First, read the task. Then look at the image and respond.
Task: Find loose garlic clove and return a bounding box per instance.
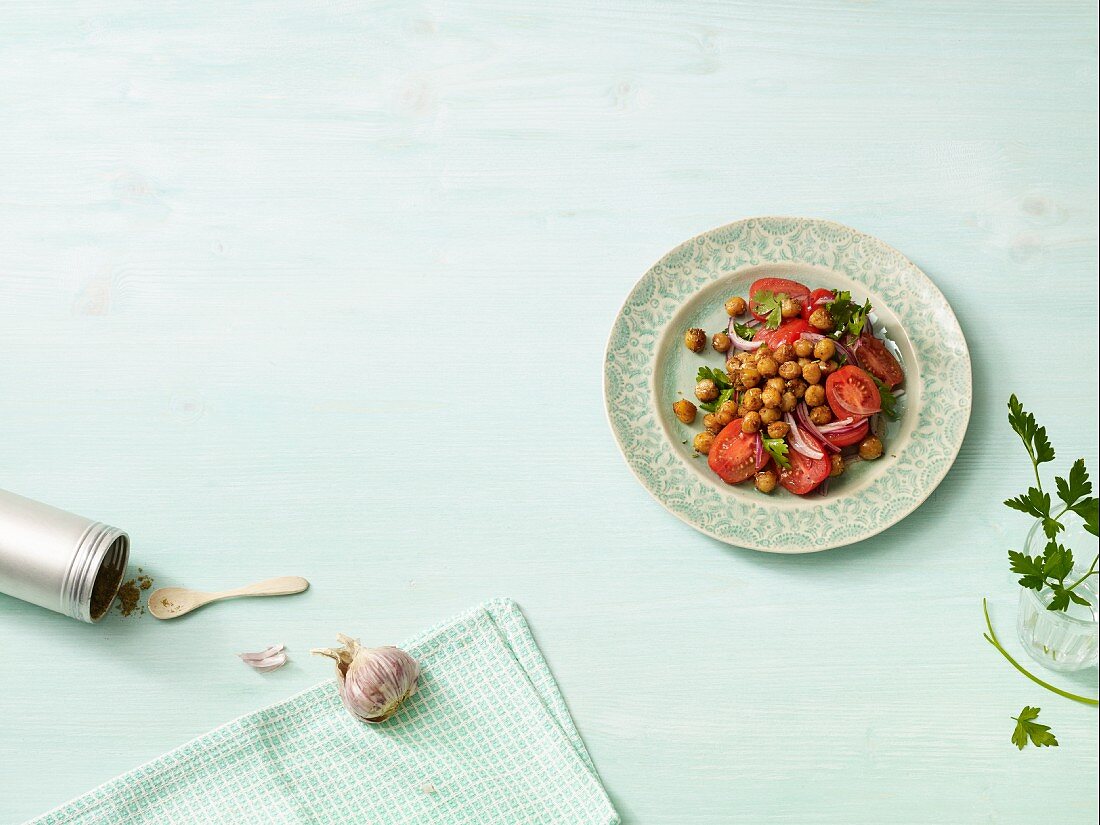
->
[311,634,420,724]
[238,644,288,673]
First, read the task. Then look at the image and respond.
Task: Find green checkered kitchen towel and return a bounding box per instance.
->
[28,599,619,825]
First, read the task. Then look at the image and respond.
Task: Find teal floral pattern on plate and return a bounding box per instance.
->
[604,217,971,553]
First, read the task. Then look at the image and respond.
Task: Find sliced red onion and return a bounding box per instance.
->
[728,317,764,352]
[754,433,767,470]
[816,416,856,433]
[892,388,906,398]
[784,412,824,460]
[795,402,840,454]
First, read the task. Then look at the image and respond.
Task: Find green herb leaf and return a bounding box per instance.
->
[750,290,784,329]
[696,366,732,389]
[1055,459,1091,508]
[824,290,872,338]
[762,437,791,470]
[1041,540,1074,583]
[732,321,757,341]
[1046,589,1071,612]
[1072,496,1098,537]
[1011,707,1058,750]
[1068,589,1092,607]
[699,386,737,414]
[1008,395,1055,466]
[872,376,899,421]
[1003,487,1050,520]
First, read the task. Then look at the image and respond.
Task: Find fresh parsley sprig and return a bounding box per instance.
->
[823,290,872,339]
[1002,397,1098,611]
[695,366,736,413]
[872,377,899,421]
[749,290,784,329]
[731,321,757,341]
[762,437,791,470]
[1010,707,1058,750]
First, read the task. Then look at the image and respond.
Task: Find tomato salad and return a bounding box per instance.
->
[672,278,905,496]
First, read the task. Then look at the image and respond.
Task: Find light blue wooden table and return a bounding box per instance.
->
[1,2,1097,822]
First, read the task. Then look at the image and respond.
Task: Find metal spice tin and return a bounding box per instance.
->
[0,489,130,623]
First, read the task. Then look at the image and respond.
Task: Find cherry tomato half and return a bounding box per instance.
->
[853,331,904,388]
[825,365,882,418]
[754,318,810,348]
[708,420,758,484]
[748,278,811,322]
[778,436,831,495]
[801,288,835,320]
[822,417,869,449]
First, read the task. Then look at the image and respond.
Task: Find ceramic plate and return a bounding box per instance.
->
[604,217,971,553]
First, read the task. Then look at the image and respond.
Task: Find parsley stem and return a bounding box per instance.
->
[1065,555,1100,593]
[981,599,1098,707]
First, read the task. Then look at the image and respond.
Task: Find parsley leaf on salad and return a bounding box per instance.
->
[762,437,791,470]
[872,376,900,421]
[750,290,784,329]
[824,290,872,338]
[695,367,736,413]
[731,321,757,341]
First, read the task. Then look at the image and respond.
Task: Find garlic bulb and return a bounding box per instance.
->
[311,635,420,723]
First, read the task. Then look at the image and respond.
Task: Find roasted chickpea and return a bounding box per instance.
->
[703,413,722,434]
[859,435,884,460]
[804,384,826,407]
[737,351,755,364]
[773,343,795,364]
[673,399,697,424]
[767,421,790,439]
[797,357,812,368]
[793,338,814,358]
[695,379,719,402]
[754,469,778,493]
[802,361,823,385]
[808,308,834,332]
[725,296,748,316]
[742,387,764,411]
[756,343,771,357]
[694,431,716,454]
[780,298,802,319]
[736,404,750,418]
[766,377,787,393]
[786,378,807,398]
[820,359,839,376]
[741,411,763,434]
[760,407,781,425]
[715,400,738,426]
[829,454,846,477]
[809,404,833,426]
[725,360,740,381]
[780,391,798,412]
[712,332,732,354]
[757,356,778,377]
[761,387,782,409]
[778,361,801,380]
[740,367,761,388]
[684,328,707,352]
[813,338,836,361]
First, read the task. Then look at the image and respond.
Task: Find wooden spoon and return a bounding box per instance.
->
[148,576,310,620]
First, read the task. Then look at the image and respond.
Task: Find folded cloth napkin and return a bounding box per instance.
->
[29,599,619,825]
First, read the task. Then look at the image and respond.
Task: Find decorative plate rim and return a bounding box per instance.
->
[603,216,972,553]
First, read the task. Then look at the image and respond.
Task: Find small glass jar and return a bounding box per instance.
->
[1015,520,1099,672]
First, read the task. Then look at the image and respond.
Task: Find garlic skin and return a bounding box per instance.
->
[311,635,420,723]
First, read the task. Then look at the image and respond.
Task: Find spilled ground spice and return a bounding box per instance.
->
[115,568,154,617]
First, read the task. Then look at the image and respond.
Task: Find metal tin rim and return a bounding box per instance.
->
[62,523,130,623]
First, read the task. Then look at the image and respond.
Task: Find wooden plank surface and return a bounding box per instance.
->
[1,1,1097,822]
